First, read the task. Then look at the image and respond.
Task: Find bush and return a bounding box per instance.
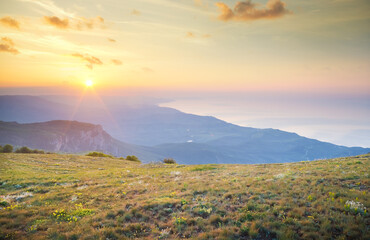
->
[86,152,113,158]
[14,146,45,154]
[2,144,13,153]
[32,149,45,154]
[15,146,33,153]
[163,158,176,164]
[125,155,141,163]
[0,145,2,152]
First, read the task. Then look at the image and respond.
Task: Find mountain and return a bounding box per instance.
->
[0,120,163,162]
[0,95,369,164]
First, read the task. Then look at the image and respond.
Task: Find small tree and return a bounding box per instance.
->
[2,144,13,153]
[0,145,2,153]
[32,149,45,154]
[15,146,32,153]
[126,155,140,163]
[163,158,176,164]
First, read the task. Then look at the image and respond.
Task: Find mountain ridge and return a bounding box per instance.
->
[0,95,369,164]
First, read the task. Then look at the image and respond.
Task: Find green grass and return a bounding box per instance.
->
[0,153,369,239]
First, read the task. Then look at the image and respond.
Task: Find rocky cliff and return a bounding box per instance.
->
[0,120,162,162]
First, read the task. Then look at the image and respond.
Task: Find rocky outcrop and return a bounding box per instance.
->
[0,120,163,162]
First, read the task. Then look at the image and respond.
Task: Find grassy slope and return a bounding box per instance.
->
[0,153,368,240]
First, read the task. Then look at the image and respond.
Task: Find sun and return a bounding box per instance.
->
[85,79,94,87]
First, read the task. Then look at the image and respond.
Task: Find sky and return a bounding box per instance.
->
[0,0,369,146]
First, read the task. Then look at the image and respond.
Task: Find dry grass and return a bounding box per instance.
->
[0,153,369,239]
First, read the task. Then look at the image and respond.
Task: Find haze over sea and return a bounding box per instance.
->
[161,92,370,148]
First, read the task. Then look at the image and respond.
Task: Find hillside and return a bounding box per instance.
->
[0,153,368,239]
[0,95,369,164]
[0,120,163,162]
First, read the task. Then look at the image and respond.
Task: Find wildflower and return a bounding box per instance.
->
[344,200,366,215]
[307,195,313,201]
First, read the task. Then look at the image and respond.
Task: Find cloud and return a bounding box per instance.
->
[111,59,122,65]
[0,16,20,29]
[0,37,20,54]
[71,53,103,69]
[43,16,69,29]
[77,16,104,30]
[43,15,105,30]
[107,38,116,43]
[185,32,211,39]
[215,0,291,22]
[186,32,195,38]
[131,9,141,16]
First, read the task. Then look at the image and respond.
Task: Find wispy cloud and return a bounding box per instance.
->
[43,15,105,30]
[111,59,122,65]
[193,0,209,9]
[142,67,154,73]
[0,37,20,54]
[107,38,116,43]
[215,0,291,22]
[138,0,211,15]
[0,16,20,29]
[20,0,75,18]
[71,53,103,69]
[19,0,75,18]
[185,31,211,39]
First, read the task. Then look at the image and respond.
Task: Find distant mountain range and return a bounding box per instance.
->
[0,95,369,164]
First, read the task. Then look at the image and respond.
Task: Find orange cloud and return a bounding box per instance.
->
[0,37,19,55]
[43,16,69,29]
[0,16,20,29]
[107,38,116,43]
[111,59,122,65]
[43,16,105,30]
[71,53,103,69]
[186,32,195,38]
[216,0,291,22]
[131,9,141,16]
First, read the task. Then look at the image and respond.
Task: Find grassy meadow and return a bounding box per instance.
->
[0,153,369,239]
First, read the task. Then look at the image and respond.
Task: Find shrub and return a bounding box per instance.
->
[125,155,141,163]
[191,166,217,171]
[2,144,13,153]
[32,149,45,154]
[13,146,45,154]
[15,146,32,153]
[0,145,2,152]
[85,152,113,158]
[163,158,176,164]
[0,201,9,207]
